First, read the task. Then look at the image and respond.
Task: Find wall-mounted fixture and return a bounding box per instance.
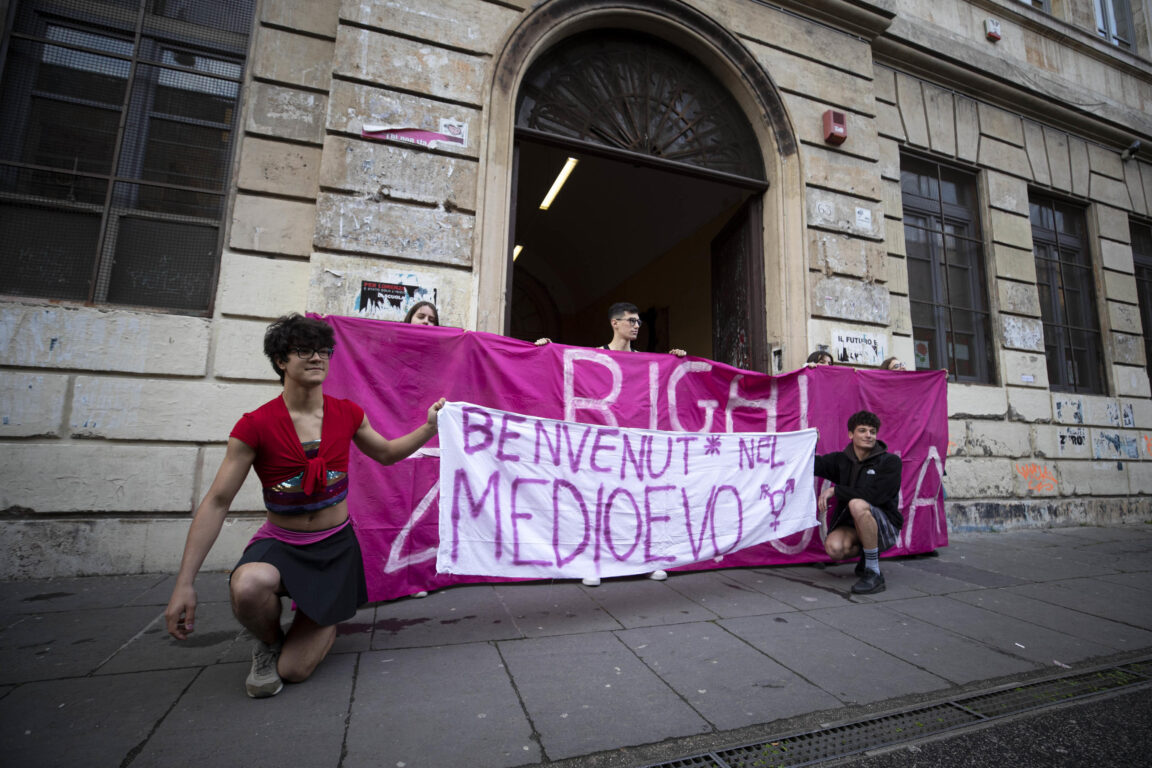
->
[985,19,1002,41]
[1121,141,1141,161]
[823,109,847,145]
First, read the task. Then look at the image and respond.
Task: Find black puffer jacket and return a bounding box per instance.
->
[813,439,903,529]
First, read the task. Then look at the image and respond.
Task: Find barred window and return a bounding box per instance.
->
[1031,196,1105,393]
[1132,220,1152,381]
[900,154,994,382]
[0,0,255,313]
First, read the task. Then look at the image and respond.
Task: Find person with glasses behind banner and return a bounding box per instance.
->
[536,301,684,585]
[164,314,445,698]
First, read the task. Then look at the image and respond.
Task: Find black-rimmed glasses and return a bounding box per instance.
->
[290,346,335,359]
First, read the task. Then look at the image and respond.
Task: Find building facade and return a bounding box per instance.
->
[1,0,1151,577]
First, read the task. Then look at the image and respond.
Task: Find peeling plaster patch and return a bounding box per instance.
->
[1056,427,1088,457]
[1053,396,1083,424]
[1092,431,1139,460]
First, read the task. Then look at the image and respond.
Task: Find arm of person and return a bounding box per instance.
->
[831,453,903,508]
[165,437,256,640]
[353,398,446,465]
[668,348,687,357]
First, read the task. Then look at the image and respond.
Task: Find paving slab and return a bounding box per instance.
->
[346,644,539,768]
[870,560,988,595]
[949,588,1152,653]
[371,583,521,649]
[805,603,1036,684]
[665,569,796,618]
[0,669,197,768]
[582,576,718,627]
[128,573,234,606]
[498,632,711,760]
[131,655,355,768]
[895,557,1034,588]
[0,605,165,684]
[940,545,1117,582]
[741,568,855,611]
[885,595,1116,666]
[721,613,950,705]
[617,621,843,729]
[1040,525,1152,543]
[1006,576,1152,629]
[493,581,622,636]
[330,604,378,654]
[0,574,172,613]
[97,607,244,674]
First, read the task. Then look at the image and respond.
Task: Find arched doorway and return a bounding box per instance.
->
[508,30,769,369]
[473,0,805,371]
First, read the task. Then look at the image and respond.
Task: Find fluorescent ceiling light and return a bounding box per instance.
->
[539,157,579,210]
[513,245,523,261]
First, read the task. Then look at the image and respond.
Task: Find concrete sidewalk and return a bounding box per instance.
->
[1,525,1150,768]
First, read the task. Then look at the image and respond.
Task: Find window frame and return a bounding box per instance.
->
[1030,194,1107,394]
[899,152,995,384]
[0,0,252,315]
[1094,0,1135,49]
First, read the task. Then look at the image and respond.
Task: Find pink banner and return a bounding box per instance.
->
[320,316,949,601]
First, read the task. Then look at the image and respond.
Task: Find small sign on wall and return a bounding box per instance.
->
[355,279,437,321]
[831,328,887,366]
[361,119,468,149]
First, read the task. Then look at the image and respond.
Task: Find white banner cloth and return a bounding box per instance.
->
[436,402,818,579]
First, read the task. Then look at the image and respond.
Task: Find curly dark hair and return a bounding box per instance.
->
[263,314,335,382]
[847,410,881,433]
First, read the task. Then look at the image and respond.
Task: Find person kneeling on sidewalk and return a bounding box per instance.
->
[813,410,903,595]
[164,314,444,697]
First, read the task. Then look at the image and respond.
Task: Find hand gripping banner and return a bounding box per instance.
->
[436,402,818,580]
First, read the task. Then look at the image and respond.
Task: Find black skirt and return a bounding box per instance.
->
[233,523,368,626]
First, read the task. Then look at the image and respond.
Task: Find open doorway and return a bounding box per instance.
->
[510,137,758,358]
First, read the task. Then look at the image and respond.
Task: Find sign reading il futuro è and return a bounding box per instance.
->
[319,316,948,601]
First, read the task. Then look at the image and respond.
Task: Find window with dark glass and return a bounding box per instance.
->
[1132,220,1152,381]
[1031,196,1105,393]
[900,154,994,382]
[0,0,255,313]
[1095,0,1135,49]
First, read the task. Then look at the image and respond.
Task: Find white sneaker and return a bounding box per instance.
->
[411,591,428,598]
[649,570,668,581]
[246,639,283,698]
[582,576,601,587]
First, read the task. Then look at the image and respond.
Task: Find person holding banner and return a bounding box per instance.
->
[535,301,684,586]
[814,410,902,595]
[404,301,439,326]
[164,314,445,698]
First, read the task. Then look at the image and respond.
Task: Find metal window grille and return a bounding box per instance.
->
[900,153,994,383]
[0,0,255,314]
[1031,195,1105,393]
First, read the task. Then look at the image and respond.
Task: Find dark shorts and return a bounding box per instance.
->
[831,504,899,552]
[232,523,368,626]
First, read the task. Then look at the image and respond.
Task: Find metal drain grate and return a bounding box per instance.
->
[637,659,1152,768]
[714,704,976,768]
[958,667,1143,718]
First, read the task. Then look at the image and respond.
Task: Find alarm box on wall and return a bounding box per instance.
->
[823,109,847,145]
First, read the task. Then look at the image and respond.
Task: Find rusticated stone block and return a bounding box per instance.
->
[781,94,880,162]
[997,279,1041,316]
[988,209,1032,250]
[341,0,522,53]
[1056,460,1128,496]
[216,251,309,319]
[752,43,876,116]
[887,254,908,294]
[71,378,279,441]
[1109,300,1142,334]
[875,102,905,142]
[1022,120,1050,186]
[1087,143,1124,180]
[246,82,327,144]
[1007,386,1052,422]
[1000,315,1044,352]
[808,231,886,279]
[0,373,67,437]
[985,171,1028,215]
[1114,363,1151,397]
[1111,332,1145,367]
[955,95,979,163]
[923,83,956,157]
[1101,240,1134,273]
[978,103,1024,146]
[320,135,477,210]
[948,382,1007,418]
[333,26,486,106]
[808,275,890,324]
[894,73,928,147]
[213,318,280,381]
[803,147,882,201]
[966,420,1032,457]
[1089,173,1133,209]
[1001,350,1048,388]
[943,457,1017,498]
[230,195,316,256]
[878,137,900,182]
[991,244,1037,282]
[262,0,339,37]
[251,26,334,91]
[1125,161,1148,216]
[873,64,896,104]
[1094,205,1131,242]
[978,136,1033,181]
[1068,137,1091,197]
[1043,126,1072,193]
[314,194,474,265]
[1103,270,1138,304]
[806,189,884,240]
[0,444,198,512]
[237,137,322,198]
[327,79,480,158]
[1,305,209,376]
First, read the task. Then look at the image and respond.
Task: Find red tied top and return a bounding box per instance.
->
[230,394,365,493]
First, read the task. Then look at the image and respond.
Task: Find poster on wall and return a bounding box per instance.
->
[355,279,438,321]
[831,328,887,366]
